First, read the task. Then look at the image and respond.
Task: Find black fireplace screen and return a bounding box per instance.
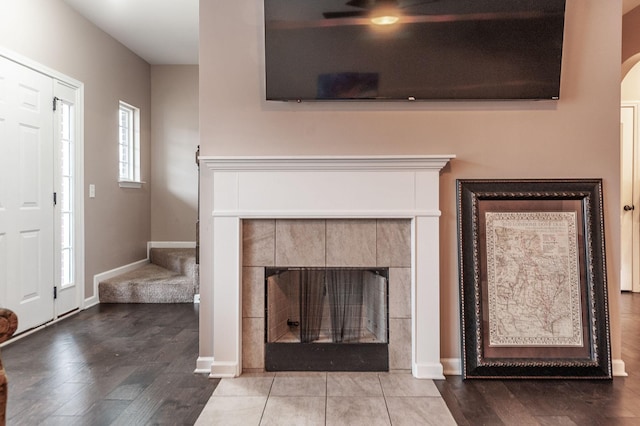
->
[265,267,389,371]
[266,268,388,345]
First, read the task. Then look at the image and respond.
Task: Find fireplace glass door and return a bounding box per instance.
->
[265,267,389,371]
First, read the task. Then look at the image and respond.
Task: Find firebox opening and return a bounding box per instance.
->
[264,267,389,371]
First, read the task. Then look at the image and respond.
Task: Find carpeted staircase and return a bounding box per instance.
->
[99,248,198,303]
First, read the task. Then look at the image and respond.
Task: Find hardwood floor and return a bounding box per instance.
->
[436,292,640,426]
[2,294,640,425]
[2,303,218,425]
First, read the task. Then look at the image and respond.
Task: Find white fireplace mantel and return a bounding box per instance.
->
[196,155,455,379]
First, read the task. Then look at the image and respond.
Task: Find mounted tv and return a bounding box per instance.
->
[264,0,566,101]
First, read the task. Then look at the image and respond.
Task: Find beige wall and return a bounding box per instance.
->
[199,0,624,363]
[150,65,199,241]
[0,0,151,299]
[623,61,640,100]
[623,6,640,77]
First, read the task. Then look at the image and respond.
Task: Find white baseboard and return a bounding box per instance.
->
[148,241,196,248]
[195,356,215,374]
[412,362,445,380]
[92,258,150,303]
[209,361,240,378]
[613,359,628,377]
[441,358,462,376]
[147,241,196,256]
[84,295,100,309]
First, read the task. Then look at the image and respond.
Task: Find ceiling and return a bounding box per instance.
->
[61,0,199,65]
[625,0,640,14]
[61,0,640,65]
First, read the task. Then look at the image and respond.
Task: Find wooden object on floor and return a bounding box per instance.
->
[0,308,17,426]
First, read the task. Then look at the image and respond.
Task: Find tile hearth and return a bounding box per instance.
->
[195,372,456,426]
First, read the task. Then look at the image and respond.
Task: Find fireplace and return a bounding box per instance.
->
[197,155,454,379]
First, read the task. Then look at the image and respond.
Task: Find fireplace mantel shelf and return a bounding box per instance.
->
[200,154,455,171]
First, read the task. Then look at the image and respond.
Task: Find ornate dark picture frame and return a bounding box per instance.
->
[457,179,612,379]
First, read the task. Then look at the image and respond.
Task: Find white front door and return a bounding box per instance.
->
[0,56,55,333]
[53,81,80,316]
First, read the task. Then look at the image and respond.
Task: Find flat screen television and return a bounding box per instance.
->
[264,0,566,101]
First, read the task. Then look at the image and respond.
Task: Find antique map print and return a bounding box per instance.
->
[485,212,583,347]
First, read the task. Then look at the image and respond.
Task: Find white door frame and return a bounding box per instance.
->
[0,47,85,314]
[621,102,640,293]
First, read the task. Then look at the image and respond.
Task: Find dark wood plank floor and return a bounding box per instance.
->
[436,292,640,426]
[2,303,218,426]
[2,294,640,425]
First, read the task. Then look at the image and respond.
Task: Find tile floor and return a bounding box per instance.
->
[195,372,456,426]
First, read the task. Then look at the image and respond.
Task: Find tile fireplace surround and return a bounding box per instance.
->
[197,155,455,379]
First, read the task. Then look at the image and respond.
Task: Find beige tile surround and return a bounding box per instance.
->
[242,219,411,373]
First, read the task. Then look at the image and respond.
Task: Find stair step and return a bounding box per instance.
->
[150,247,196,279]
[99,264,194,303]
[99,247,197,303]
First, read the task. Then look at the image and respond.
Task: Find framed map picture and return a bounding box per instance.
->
[457,179,612,379]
